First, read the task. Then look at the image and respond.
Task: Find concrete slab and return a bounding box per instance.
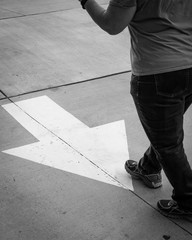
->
[0,155,191,240]
[0,93,191,239]
[0,91,6,99]
[0,0,108,15]
[0,8,23,19]
[10,73,132,128]
[0,8,131,97]
[0,99,37,151]
[5,72,192,235]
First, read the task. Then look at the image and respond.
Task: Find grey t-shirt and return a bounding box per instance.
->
[110,0,192,76]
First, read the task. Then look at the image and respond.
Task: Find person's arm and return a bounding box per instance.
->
[81,0,136,35]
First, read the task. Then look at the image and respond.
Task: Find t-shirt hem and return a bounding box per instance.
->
[132,64,192,76]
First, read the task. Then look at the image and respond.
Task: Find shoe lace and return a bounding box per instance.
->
[168,200,177,207]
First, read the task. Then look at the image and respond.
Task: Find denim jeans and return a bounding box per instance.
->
[130,67,192,210]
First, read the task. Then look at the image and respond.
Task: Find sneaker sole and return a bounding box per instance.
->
[125,162,162,189]
[157,202,192,222]
[158,209,192,222]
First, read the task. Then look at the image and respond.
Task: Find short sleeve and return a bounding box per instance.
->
[109,0,136,8]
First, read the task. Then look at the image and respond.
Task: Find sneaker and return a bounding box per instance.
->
[125,160,162,188]
[157,199,192,220]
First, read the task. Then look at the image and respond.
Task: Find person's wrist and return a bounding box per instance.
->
[80,0,89,9]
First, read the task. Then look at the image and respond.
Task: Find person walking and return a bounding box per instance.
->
[78,0,192,219]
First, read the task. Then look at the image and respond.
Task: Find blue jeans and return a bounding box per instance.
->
[131,67,192,210]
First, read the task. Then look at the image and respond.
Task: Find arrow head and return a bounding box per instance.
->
[2,96,133,190]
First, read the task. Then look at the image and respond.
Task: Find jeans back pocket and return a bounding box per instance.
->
[154,69,189,97]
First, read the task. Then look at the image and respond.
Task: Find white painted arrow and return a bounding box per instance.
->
[2,96,133,190]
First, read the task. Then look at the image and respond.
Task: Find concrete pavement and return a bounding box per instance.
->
[0,1,192,239]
